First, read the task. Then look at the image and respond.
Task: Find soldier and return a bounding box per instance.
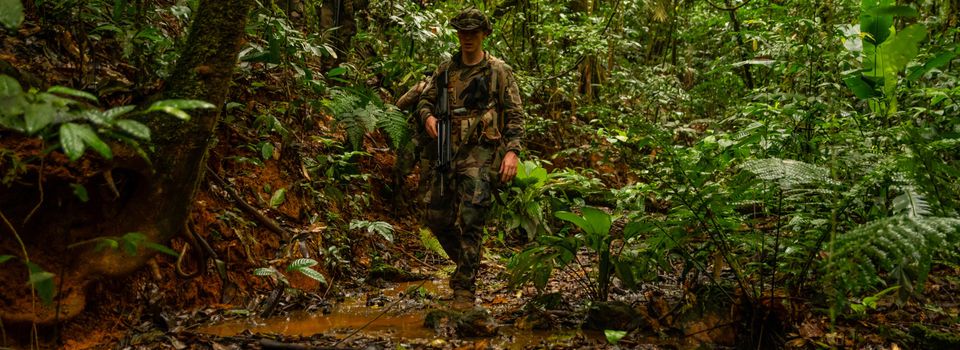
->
[417,8,524,308]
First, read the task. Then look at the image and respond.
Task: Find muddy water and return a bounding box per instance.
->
[198,280,580,348]
[200,280,446,339]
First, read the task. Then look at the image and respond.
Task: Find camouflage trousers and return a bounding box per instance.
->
[421,141,501,294]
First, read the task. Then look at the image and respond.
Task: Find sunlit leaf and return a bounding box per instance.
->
[269,188,286,208]
[604,329,627,344]
[101,105,137,121]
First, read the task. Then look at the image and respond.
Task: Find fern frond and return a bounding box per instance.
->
[376,106,411,151]
[892,186,930,217]
[827,215,960,302]
[419,228,448,259]
[741,158,833,190]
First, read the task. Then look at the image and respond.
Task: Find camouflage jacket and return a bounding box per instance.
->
[417,52,524,156]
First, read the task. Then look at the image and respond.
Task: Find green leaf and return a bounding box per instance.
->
[253,267,278,277]
[297,267,327,285]
[878,24,927,75]
[327,67,347,77]
[94,238,119,252]
[115,119,151,140]
[24,102,56,134]
[843,75,877,99]
[261,142,275,160]
[47,86,98,102]
[0,255,14,264]
[907,47,959,81]
[149,99,215,110]
[604,329,627,344]
[101,105,137,121]
[71,183,89,202]
[59,123,87,161]
[860,0,895,45]
[0,74,23,97]
[0,0,24,29]
[25,262,55,305]
[269,188,286,208]
[148,105,191,120]
[868,5,918,18]
[72,124,113,159]
[144,242,179,257]
[287,258,318,271]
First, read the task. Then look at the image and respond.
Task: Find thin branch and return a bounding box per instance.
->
[704,0,751,11]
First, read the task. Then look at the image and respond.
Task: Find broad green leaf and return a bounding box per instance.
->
[115,119,151,140]
[261,142,275,160]
[71,183,89,202]
[0,74,23,97]
[614,259,637,289]
[149,99,215,110]
[73,124,113,159]
[0,255,14,264]
[555,211,589,233]
[24,102,55,134]
[297,267,327,285]
[48,86,98,102]
[604,330,627,344]
[860,0,894,45]
[59,123,87,161]
[287,258,318,271]
[269,188,286,208]
[843,75,877,99]
[101,105,137,121]
[26,262,55,305]
[868,5,918,18]
[253,267,278,276]
[0,0,24,29]
[878,24,927,74]
[580,207,612,237]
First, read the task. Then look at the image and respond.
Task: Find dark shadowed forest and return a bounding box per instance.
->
[1,0,959,349]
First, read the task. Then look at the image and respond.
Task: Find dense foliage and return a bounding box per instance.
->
[1,0,959,347]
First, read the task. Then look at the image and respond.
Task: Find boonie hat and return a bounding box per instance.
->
[450,8,492,34]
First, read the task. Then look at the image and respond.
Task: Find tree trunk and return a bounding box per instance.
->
[0,0,256,325]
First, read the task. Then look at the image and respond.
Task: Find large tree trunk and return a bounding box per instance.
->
[0,0,255,325]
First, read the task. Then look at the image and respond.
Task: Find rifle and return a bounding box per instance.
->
[435,69,452,196]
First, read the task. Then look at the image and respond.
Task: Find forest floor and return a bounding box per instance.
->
[2,10,960,350]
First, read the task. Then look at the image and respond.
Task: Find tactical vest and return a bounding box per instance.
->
[438,54,505,148]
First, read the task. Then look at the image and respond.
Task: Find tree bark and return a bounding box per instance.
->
[0,0,256,325]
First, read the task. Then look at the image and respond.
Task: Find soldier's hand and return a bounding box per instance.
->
[500,151,519,183]
[426,115,439,139]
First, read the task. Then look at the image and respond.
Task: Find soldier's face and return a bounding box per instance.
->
[457,29,487,55]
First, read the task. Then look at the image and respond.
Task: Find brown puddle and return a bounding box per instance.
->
[199,280,447,339]
[197,280,596,349]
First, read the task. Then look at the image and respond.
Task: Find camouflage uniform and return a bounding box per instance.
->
[417,11,524,295]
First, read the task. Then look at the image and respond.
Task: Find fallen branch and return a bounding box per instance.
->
[205,165,291,240]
